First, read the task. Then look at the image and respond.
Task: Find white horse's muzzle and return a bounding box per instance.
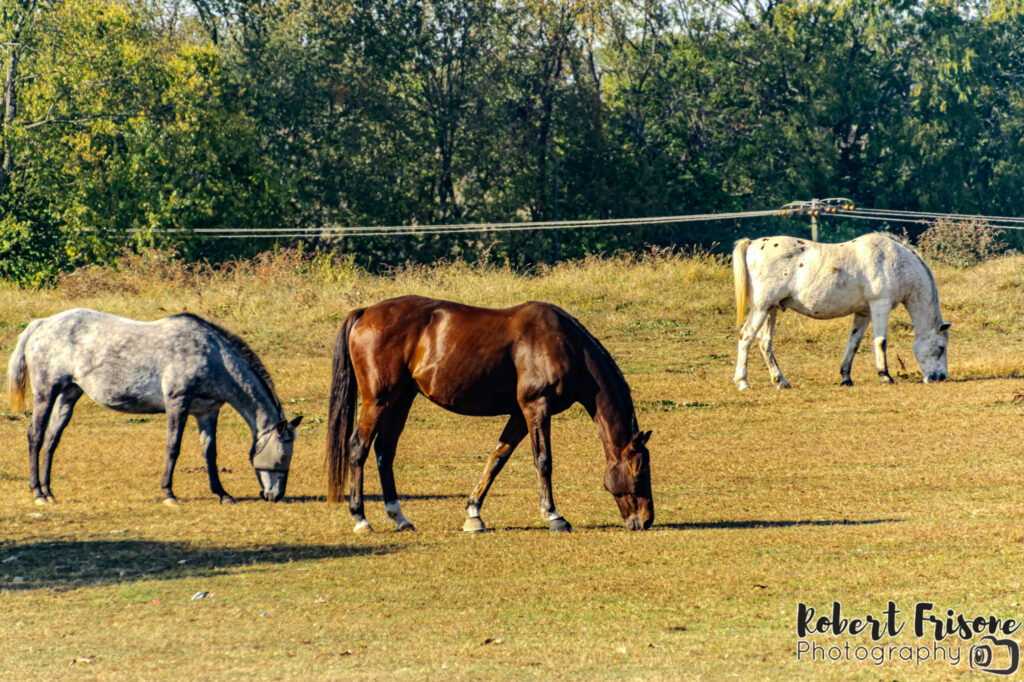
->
[256,469,288,502]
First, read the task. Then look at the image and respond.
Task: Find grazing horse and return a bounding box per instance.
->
[733,233,951,389]
[325,295,654,533]
[7,309,302,505]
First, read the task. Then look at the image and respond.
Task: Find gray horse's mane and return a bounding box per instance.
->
[171,313,282,412]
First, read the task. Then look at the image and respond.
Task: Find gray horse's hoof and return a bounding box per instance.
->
[220,495,236,505]
[163,497,179,508]
[840,379,853,387]
[463,517,487,533]
[33,497,47,507]
[353,520,374,535]
[395,520,416,532]
[549,518,573,533]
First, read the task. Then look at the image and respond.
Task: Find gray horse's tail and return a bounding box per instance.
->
[733,239,751,328]
[8,319,42,412]
[326,308,365,504]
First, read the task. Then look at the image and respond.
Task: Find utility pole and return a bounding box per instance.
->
[552,153,559,263]
[810,198,819,242]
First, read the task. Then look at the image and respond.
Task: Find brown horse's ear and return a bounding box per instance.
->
[289,415,303,429]
[632,430,652,447]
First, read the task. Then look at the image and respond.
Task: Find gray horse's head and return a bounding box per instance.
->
[913,321,951,383]
[251,416,303,501]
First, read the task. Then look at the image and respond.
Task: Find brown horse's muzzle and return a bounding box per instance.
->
[625,497,654,530]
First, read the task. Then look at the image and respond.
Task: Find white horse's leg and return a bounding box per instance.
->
[868,300,895,384]
[756,309,790,389]
[735,307,769,390]
[839,312,870,386]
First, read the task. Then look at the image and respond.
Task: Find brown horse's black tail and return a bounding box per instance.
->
[326,308,364,504]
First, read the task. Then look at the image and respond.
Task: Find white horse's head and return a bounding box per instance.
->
[913,321,951,383]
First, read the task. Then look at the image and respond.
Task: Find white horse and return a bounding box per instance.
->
[732,232,950,390]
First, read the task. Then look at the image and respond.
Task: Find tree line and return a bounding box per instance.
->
[2,0,1024,283]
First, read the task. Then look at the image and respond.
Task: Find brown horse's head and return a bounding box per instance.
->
[604,430,654,530]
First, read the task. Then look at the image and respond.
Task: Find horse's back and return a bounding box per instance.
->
[740,233,917,318]
[23,309,216,411]
[349,296,575,415]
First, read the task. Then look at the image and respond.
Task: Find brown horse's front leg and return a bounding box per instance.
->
[522,401,571,533]
[161,401,190,507]
[464,414,527,533]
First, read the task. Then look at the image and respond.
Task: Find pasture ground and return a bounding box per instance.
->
[2,249,1024,679]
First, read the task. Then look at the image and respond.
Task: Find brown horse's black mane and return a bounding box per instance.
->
[555,307,639,434]
[171,313,282,412]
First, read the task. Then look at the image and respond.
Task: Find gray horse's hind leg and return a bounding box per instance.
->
[196,411,234,504]
[27,384,60,505]
[38,384,84,503]
[734,307,770,390]
[840,313,870,386]
[160,400,191,506]
[756,308,790,389]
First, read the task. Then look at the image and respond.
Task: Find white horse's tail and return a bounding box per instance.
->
[733,239,751,328]
[8,319,42,412]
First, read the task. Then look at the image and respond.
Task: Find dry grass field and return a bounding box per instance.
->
[3,247,1024,679]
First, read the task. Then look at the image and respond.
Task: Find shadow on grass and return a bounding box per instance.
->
[233,493,464,503]
[564,518,901,531]
[0,539,399,592]
[655,518,900,531]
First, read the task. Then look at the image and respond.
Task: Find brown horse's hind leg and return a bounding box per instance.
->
[521,400,571,533]
[38,384,83,503]
[373,390,417,531]
[348,399,386,533]
[464,414,527,533]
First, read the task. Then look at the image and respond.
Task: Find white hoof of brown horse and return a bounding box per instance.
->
[163,497,180,508]
[353,520,374,534]
[463,517,487,533]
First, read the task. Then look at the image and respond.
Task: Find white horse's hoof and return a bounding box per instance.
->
[463,517,487,533]
[33,497,46,506]
[736,381,751,391]
[776,380,791,389]
[395,519,416,532]
[353,520,373,535]
[163,497,180,508]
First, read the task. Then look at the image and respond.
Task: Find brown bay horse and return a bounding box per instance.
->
[326,295,654,533]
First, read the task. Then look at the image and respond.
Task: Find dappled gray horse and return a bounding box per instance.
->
[7,309,301,505]
[733,233,951,389]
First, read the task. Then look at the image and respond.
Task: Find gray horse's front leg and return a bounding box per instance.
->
[839,313,870,386]
[160,401,190,506]
[868,301,895,384]
[196,411,234,504]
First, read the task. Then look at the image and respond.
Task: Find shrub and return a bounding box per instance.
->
[916,218,1006,268]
